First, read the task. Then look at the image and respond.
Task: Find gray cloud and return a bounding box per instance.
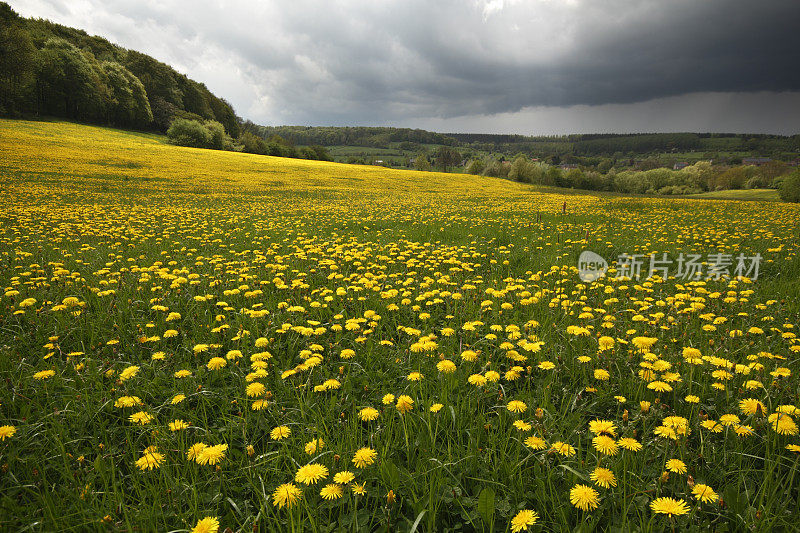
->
[406,91,800,136]
[11,0,800,133]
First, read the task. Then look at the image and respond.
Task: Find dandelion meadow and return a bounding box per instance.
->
[1,119,800,531]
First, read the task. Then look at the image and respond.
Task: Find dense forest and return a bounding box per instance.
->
[255,126,800,163]
[0,3,335,160]
[448,132,800,158]
[0,3,239,136]
[249,124,458,149]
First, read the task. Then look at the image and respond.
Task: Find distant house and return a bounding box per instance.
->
[673,162,689,170]
[742,157,772,166]
[559,163,578,170]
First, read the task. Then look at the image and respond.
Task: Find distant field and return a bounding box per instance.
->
[684,188,781,201]
[1,119,799,532]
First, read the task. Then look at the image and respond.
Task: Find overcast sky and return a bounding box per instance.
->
[12,0,800,135]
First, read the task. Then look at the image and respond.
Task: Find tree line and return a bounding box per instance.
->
[0,3,334,161]
[243,124,800,163]
[465,154,799,200]
[0,4,238,135]
[250,124,458,149]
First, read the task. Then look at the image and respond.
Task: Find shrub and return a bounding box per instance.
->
[240,132,267,155]
[166,118,211,148]
[204,120,233,150]
[466,158,485,175]
[778,171,800,202]
[167,118,233,150]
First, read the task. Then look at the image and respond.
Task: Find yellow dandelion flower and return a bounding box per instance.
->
[251,399,268,410]
[468,374,488,387]
[136,448,165,471]
[719,414,741,426]
[206,357,226,370]
[769,413,798,435]
[592,435,619,455]
[692,484,719,503]
[172,394,186,404]
[358,407,379,421]
[524,435,547,450]
[647,381,672,393]
[617,437,642,452]
[460,350,478,362]
[191,516,219,533]
[272,483,302,509]
[588,419,617,436]
[129,411,153,425]
[739,398,766,416]
[513,420,532,431]
[653,425,677,440]
[590,467,617,488]
[507,400,527,414]
[701,420,724,433]
[169,420,189,431]
[271,426,291,440]
[665,459,686,474]
[187,442,207,461]
[0,425,16,441]
[437,359,457,373]
[594,368,610,381]
[305,438,325,455]
[510,509,539,532]
[119,365,140,381]
[352,447,377,468]
[396,395,414,414]
[245,382,266,397]
[320,483,343,500]
[598,336,615,351]
[196,443,227,465]
[570,484,600,511]
[333,471,355,484]
[114,396,143,408]
[295,463,329,485]
[551,441,576,457]
[650,497,689,517]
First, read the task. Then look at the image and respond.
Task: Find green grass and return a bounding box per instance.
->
[684,188,781,201]
[1,119,800,532]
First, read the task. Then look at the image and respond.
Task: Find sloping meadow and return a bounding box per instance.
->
[1,119,799,532]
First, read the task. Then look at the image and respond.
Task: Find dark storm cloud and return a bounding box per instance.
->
[11,0,800,132]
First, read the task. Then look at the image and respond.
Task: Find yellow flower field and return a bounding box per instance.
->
[0,119,799,532]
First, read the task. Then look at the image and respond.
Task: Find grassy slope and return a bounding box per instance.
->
[0,119,530,197]
[1,118,800,532]
[684,189,781,201]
